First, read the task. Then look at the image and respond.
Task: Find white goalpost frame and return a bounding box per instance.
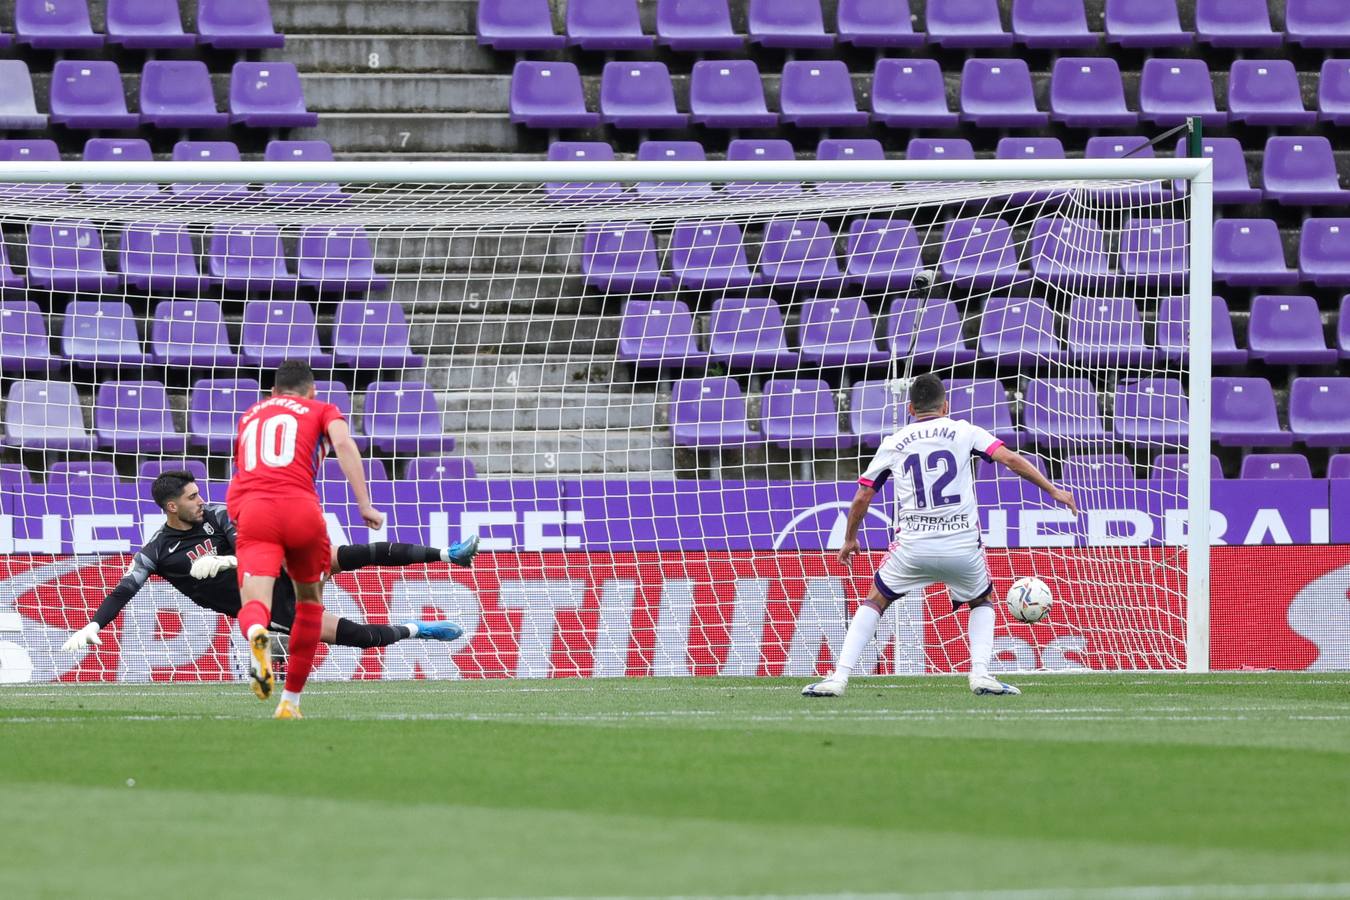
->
[0,156,1213,678]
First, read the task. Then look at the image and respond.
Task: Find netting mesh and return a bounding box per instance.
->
[0,172,1197,683]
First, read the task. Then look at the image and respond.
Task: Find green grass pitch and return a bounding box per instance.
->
[2,674,1349,900]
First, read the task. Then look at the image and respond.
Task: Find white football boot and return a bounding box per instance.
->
[969,672,1021,696]
[802,672,848,697]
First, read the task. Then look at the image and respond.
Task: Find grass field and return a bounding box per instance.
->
[2,674,1349,900]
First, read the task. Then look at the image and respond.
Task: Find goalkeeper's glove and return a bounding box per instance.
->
[189,554,237,580]
[61,622,102,652]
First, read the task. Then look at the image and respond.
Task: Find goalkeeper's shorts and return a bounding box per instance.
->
[875,544,993,610]
[231,495,331,585]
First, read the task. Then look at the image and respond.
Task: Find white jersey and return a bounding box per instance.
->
[859,416,1003,555]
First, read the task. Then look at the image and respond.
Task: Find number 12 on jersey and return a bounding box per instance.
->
[901,450,960,509]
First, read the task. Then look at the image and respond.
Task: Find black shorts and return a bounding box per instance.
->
[266,577,299,635]
[190,576,299,634]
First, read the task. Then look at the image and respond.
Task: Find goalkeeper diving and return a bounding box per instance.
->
[802,374,1078,698]
[61,469,480,653]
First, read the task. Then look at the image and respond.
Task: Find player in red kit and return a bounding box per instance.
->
[227,359,385,719]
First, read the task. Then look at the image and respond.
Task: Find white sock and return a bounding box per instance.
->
[402,621,420,638]
[968,603,995,678]
[439,548,452,563]
[281,690,301,707]
[835,604,881,680]
[246,624,266,641]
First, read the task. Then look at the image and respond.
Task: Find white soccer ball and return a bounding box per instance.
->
[1006,576,1053,623]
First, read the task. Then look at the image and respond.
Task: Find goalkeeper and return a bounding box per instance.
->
[61,469,480,653]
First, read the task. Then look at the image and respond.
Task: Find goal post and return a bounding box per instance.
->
[0,157,1213,682]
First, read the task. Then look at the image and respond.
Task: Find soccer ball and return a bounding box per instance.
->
[1006,576,1053,623]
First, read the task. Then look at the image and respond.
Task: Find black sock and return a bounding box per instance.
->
[336,542,441,572]
[333,618,412,648]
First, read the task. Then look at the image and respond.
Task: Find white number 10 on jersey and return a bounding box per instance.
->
[239,414,299,470]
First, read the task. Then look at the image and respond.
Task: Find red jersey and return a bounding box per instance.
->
[226,394,343,506]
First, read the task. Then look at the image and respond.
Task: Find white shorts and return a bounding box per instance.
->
[874,543,993,609]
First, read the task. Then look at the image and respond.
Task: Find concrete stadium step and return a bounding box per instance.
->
[426,355,621,391]
[271,0,477,35]
[373,233,580,275]
[301,74,508,113]
[455,430,675,476]
[390,275,602,317]
[410,313,619,356]
[269,35,501,74]
[290,113,535,153]
[442,390,661,432]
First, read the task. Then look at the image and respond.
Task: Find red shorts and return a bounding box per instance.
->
[230,494,331,585]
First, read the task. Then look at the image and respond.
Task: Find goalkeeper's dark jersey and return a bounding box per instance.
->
[92,503,242,628]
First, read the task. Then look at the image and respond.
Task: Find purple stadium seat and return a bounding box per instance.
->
[297,226,387,295]
[0,300,58,375]
[600,62,686,130]
[477,0,565,51]
[818,138,884,162]
[510,62,598,130]
[95,382,186,454]
[670,222,760,291]
[1173,137,1261,205]
[870,58,958,129]
[978,295,1065,366]
[1196,0,1281,48]
[189,379,261,452]
[1213,219,1298,287]
[1212,378,1292,447]
[843,218,922,292]
[262,140,345,203]
[404,457,478,482]
[797,297,887,367]
[1012,0,1098,48]
[310,381,367,452]
[726,139,800,199]
[205,225,298,293]
[1228,60,1314,127]
[635,141,713,200]
[689,61,777,130]
[1050,58,1136,128]
[0,61,49,130]
[363,382,451,455]
[1139,59,1225,127]
[946,379,1018,448]
[849,380,901,448]
[997,138,1066,203]
[118,224,208,295]
[0,140,63,204]
[1263,137,1350,206]
[938,219,1024,291]
[229,63,317,128]
[758,220,843,292]
[1286,0,1350,49]
[107,0,194,49]
[139,460,211,485]
[926,0,1013,48]
[581,223,673,294]
[0,243,21,292]
[671,377,753,448]
[1299,219,1350,286]
[1330,455,1350,478]
[16,0,102,49]
[81,139,158,201]
[1247,295,1338,365]
[1241,454,1313,480]
[566,0,652,51]
[1152,453,1224,481]
[2,380,93,450]
[332,300,423,369]
[149,300,239,367]
[198,0,283,49]
[1289,379,1350,447]
[907,139,975,161]
[779,61,868,128]
[1063,454,1137,486]
[27,222,122,293]
[545,142,623,201]
[1105,0,1190,47]
[838,0,923,48]
[748,0,832,49]
[762,379,854,450]
[141,61,229,130]
[1065,297,1154,367]
[49,61,138,130]
[317,457,390,507]
[1341,296,1350,360]
[1085,135,1152,159]
[239,301,331,368]
[1023,378,1108,448]
[1155,295,1249,367]
[61,300,147,369]
[171,141,250,204]
[885,297,976,366]
[1028,217,1116,288]
[617,299,707,371]
[1118,218,1188,289]
[656,0,742,51]
[1113,378,1188,446]
[1319,60,1350,126]
[708,296,798,371]
[960,59,1047,128]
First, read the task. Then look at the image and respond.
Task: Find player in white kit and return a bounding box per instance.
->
[803,374,1078,697]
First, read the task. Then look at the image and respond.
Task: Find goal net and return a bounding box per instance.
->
[0,159,1211,684]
